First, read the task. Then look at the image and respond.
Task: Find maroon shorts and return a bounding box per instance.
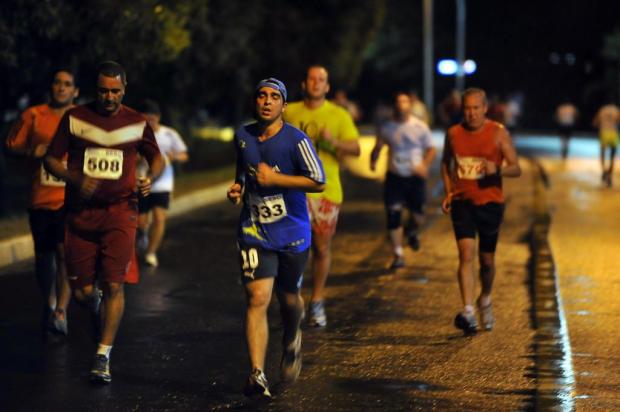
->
[65,203,138,289]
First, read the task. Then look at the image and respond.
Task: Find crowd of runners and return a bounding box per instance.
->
[7,59,616,400]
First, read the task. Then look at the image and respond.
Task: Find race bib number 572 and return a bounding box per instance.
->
[456,156,486,180]
[83,148,123,180]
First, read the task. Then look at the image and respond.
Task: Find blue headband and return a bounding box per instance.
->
[255,77,287,102]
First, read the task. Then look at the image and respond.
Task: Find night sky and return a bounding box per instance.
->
[435,0,620,129]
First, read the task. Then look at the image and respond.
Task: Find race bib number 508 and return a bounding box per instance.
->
[83,147,123,180]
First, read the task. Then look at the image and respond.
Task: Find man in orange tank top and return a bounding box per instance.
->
[5,69,79,336]
[440,88,521,335]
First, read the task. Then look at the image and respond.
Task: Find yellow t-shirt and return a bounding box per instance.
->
[284,100,359,203]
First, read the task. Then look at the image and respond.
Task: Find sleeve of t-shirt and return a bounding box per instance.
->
[48,112,71,158]
[338,110,360,142]
[422,126,435,150]
[5,109,34,152]
[139,123,161,165]
[295,135,325,184]
[169,128,188,154]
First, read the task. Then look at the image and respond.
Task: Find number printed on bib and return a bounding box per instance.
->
[83,148,123,180]
[40,162,66,187]
[456,156,486,180]
[250,194,288,224]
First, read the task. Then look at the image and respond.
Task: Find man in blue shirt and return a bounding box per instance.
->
[227,78,325,399]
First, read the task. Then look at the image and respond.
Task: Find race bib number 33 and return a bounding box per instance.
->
[456,156,486,180]
[250,194,288,224]
[83,148,123,180]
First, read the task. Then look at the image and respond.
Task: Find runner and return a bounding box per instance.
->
[5,68,79,336]
[44,61,164,383]
[370,92,436,269]
[593,103,620,187]
[283,65,360,327]
[136,99,189,267]
[440,87,521,335]
[227,78,324,398]
[555,102,578,160]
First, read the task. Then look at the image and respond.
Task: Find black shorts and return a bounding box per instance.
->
[138,192,170,213]
[28,208,65,254]
[450,200,504,253]
[237,242,310,293]
[384,172,426,214]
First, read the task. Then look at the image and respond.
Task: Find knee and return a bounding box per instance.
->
[247,289,271,309]
[104,282,124,299]
[386,208,402,230]
[458,249,475,264]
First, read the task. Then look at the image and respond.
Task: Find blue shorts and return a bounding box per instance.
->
[237,242,309,293]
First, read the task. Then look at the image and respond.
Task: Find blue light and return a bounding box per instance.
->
[437,59,477,76]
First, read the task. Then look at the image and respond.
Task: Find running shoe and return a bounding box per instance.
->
[145,252,159,267]
[243,368,271,399]
[454,311,478,335]
[407,233,421,251]
[49,309,68,336]
[281,329,302,383]
[308,300,327,328]
[390,255,405,270]
[90,354,111,383]
[477,298,495,331]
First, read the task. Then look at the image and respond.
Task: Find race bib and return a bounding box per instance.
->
[456,156,486,180]
[249,194,288,224]
[40,162,66,187]
[83,148,123,180]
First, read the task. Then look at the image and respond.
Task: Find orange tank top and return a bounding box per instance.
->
[447,120,504,205]
[5,104,68,210]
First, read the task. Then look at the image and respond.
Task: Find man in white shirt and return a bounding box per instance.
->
[137,100,189,266]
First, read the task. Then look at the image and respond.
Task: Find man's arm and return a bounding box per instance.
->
[369,130,385,171]
[440,133,454,213]
[486,128,521,178]
[256,163,324,193]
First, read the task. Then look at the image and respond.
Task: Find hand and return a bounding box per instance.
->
[137,176,152,197]
[414,163,429,179]
[484,160,498,176]
[79,176,100,199]
[441,194,453,214]
[227,183,242,205]
[31,144,49,158]
[256,162,277,187]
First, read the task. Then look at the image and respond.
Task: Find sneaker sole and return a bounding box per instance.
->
[454,315,478,335]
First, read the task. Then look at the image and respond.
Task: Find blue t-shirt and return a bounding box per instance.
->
[235,122,325,252]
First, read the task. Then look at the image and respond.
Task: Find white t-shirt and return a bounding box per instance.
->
[151,125,188,193]
[379,116,434,177]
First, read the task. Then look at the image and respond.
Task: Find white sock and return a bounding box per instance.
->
[394,246,403,256]
[97,344,112,359]
[463,305,475,314]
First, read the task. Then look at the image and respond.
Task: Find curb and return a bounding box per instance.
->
[529,158,575,410]
[0,181,231,269]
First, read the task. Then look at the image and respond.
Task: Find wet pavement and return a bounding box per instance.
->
[2,135,617,411]
[0,160,539,411]
[541,156,620,411]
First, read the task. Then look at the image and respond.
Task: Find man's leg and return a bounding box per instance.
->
[136,212,150,254]
[456,238,477,309]
[276,290,304,346]
[245,278,274,372]
[608,146,616,186]
[99,281,125,347]
[310,232,332,304]
[49,243,71,335]
[386,205,405,268]
[478,251,496,305]
[146,206,166,256]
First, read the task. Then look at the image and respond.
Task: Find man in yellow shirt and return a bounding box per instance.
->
[284,65,360,327]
